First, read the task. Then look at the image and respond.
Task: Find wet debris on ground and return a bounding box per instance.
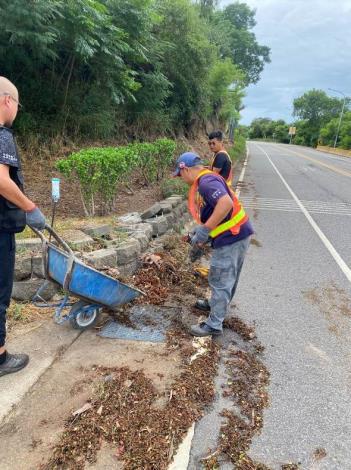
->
[197,315,271,470]
[280,464,301,470]
[39,231,294,469]
[108,307,137,329]
[43,332,219,470]
[201,330,301,470]
[250,238,262,248]
[129,236,203,305]
[223,316,257,342]
[313,447,327,460]
[217,347,270,469]
[303,282,351,336]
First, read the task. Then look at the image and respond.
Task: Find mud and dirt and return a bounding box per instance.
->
[303,282,351,336]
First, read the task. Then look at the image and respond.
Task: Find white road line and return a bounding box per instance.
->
[241,198,351,216]
[254,143,351,284]
[235,145,249,198]
[243,196,351,209]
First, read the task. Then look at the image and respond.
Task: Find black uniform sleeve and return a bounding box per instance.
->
[0,128,19,167]
[212,152,228,170]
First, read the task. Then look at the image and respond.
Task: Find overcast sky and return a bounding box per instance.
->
[220,0,351,124]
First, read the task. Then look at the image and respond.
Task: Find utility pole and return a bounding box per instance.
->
[328,88,347,148]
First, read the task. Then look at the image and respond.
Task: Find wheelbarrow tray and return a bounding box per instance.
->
[46,244,143,309]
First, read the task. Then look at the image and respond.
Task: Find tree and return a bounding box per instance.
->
[154,0,215,132]
[293,89,346,147]
[249,118,273,139]
[212,3,271,85]
[293,89,341,126]
[0,0,269,141]
[206,58,245,125]
[195,0,218,18]
[320,112,351,149]
[274,123,290,143]
[248,118,289,143]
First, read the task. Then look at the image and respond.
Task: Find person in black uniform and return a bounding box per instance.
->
[208,130,233,184]
[0,77,46,377]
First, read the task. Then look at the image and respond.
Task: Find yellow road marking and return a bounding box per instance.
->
[277,146,351,178]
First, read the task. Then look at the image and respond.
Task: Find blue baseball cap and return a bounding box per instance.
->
[173,152,203,176]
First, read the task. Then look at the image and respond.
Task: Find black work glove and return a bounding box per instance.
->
[189,245,204,263]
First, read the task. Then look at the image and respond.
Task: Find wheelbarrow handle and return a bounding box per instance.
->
[31,224,74,255]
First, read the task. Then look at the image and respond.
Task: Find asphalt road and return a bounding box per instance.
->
[235,142,351,469]
[189,142,351,469]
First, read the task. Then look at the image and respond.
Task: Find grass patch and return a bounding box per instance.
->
[7,301,52,332]
[228,134,246,163]
[160,178,188,199]
[16,215,117,240]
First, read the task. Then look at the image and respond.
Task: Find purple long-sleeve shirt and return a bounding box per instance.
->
[198,174,254,249]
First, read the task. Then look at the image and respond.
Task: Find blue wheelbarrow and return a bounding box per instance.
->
[31,225,144,330]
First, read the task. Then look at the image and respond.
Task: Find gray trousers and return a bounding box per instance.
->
[206,236,251,331]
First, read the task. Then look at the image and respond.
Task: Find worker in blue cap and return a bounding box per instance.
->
[174,152,253,336]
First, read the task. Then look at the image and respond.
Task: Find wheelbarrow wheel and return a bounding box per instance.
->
[69,301,100,330]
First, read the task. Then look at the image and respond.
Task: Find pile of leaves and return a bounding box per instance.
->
[201,332,300,469]
[131,239,202,305]
[43,335,219,469]
[223,316,256,342]
[219,349,270,469]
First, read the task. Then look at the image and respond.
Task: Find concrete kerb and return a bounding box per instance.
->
[81,224,114,238]
[12,279,59,302]
[83,248,117,269]
[115,222,153,240]
[16,238,42,252]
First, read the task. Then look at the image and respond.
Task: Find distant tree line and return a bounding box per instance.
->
[0,0,270,144]
[248,89,351,149]
[248,118,290,143]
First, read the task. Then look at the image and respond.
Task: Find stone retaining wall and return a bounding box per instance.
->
[13,195,191,301]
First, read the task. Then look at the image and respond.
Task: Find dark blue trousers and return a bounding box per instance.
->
[0,232,15,347]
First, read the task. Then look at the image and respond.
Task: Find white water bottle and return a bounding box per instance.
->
[52,178,60,203]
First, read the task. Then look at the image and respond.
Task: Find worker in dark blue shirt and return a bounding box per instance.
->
[0,77,46,377]
[208,130,233,185]
[174,152,253,336]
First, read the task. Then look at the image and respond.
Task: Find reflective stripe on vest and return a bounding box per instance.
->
[210,206,246,238]
[188,169,248,238]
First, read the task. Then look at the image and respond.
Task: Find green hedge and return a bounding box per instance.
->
[56,138,176,216]
[161,178,188,199]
